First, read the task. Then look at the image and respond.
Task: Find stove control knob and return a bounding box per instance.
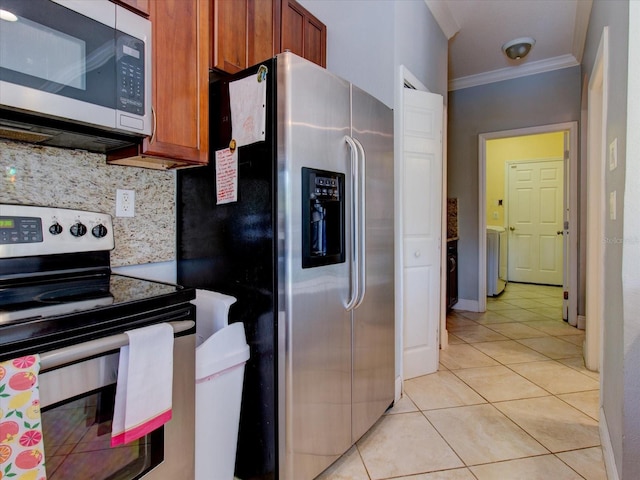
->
[70,222,87,237]
[49,222,63,235]
[92,224,108,238]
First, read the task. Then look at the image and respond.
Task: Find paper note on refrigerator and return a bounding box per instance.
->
[215,148,238,205]
[228,69,267,147]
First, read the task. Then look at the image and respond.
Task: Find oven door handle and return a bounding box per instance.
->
[40,320,195,372]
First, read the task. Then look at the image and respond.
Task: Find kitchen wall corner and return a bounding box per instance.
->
[0,139,176,267]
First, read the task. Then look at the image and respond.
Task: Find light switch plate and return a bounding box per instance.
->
[609,138,618,170]
[610,190,616,220]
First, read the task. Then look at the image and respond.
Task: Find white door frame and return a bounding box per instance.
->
[478,122,578,325]
[585,27,608,373]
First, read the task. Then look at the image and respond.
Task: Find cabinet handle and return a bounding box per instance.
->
[414,250,421,258]
[149,105,157,144]
[509,226,515,231]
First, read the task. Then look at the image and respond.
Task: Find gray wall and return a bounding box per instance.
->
[447,66,582,304]
[581,0,630,477]
[298,0,447,106]
[298,0,394,106]
[393,0,448,98]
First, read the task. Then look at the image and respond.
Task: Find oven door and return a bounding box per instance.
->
[39,321,195,480]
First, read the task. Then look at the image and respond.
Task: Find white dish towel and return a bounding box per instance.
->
[111,323,174,447]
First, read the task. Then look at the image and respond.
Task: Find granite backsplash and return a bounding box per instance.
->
[0,139,175,267]
[447,198,458,239]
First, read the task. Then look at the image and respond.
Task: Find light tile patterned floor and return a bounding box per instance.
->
[315,283,607,480]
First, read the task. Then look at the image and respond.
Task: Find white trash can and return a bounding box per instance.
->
[194,291,250,480]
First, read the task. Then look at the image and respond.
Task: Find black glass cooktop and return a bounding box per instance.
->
[0,273,195,361]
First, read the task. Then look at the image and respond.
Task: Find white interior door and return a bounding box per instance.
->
[401,88,443,380]
[507,159,564,285]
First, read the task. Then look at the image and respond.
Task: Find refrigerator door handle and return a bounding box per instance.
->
[345,135,359,311]
[353,137,367,309]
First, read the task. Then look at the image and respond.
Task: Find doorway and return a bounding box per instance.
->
[478,123,578,326]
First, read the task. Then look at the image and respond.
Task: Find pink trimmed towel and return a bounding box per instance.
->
[111,323,174,447]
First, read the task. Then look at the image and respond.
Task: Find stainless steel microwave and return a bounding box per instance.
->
[0,0,152,138]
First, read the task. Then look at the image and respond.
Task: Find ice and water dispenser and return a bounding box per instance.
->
[302,167,345,268]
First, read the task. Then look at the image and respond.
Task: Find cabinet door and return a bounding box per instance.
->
[248,0,280,66]
[114,0,150,16]
[147,0,208,163]
[212,0,248,73]
[281,0,326,67]
[303,14,325,67]
[109,0,209,168]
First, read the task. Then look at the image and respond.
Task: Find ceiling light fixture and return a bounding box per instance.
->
[0,9,18,22]
[502,37,536,60]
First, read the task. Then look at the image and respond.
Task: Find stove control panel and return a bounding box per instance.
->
[0,205,114,258]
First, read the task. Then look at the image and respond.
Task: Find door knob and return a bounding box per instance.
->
[557,230,564,235]
[509,226,515,231]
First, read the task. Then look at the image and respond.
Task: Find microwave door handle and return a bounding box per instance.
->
[353,137,367,309]
[345,135,359,311]
[149,105,157,144]
[39,320,194,372]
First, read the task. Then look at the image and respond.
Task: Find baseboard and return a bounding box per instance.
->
[395,375,402,403]
[600,407,620,480]
[577,314,586,330]
[452,298,480,312]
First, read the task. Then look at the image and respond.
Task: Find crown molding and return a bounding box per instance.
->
[424,0,460,40]
[448,54,579,91]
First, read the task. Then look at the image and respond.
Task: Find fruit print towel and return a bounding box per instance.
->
[111,323,174,447]
[0,355,47,480]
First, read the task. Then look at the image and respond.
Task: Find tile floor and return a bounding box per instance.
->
[316,283,607,480]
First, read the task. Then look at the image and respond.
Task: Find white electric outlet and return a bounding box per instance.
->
[116,189,135,217]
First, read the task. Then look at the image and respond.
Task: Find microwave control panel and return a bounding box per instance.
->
[116,33,145,116]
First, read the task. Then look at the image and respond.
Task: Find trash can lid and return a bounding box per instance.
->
[195,322,250,380]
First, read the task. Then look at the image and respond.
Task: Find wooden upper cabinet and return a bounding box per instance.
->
[281,0,326,68]
[108,0,210,169]
[212,0,280,74]
[249,0,281,66]
[113,0,150,16]
[212,0,247,73]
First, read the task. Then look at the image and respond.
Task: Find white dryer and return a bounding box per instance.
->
[487,226,507,296]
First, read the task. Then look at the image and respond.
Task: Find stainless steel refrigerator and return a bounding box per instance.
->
[177,52,394,480]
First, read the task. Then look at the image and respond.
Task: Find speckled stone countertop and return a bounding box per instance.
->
[447,198,458,239]
[0,139,176,267]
